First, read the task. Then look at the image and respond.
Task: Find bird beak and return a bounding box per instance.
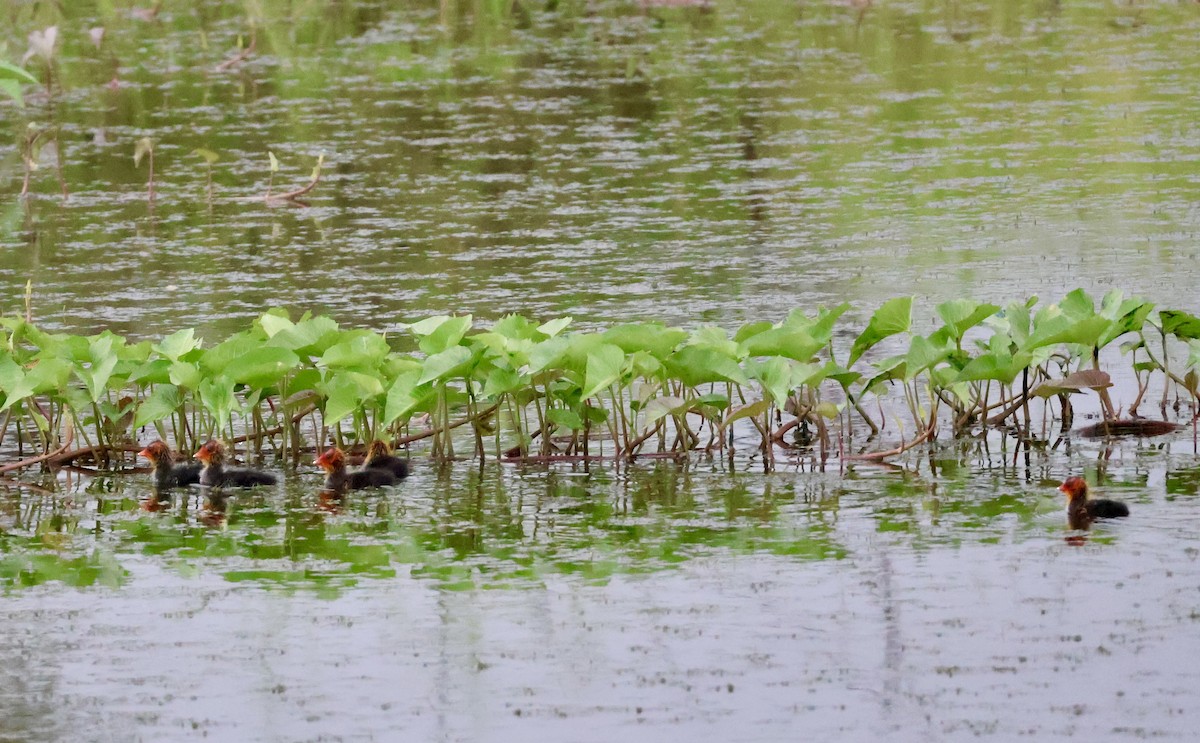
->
[138,447,151,459]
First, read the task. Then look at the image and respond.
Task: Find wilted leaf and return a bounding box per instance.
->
[1031,369,1112,398]
[719,400,770,431]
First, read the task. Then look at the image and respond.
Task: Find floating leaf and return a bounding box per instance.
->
[814,401,841,419]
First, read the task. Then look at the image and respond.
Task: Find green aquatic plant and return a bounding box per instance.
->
[133,137,155,206]
[263,152,325,205]
[191,148,220,205]
[0,59,39,106]
[0,290,1195,476]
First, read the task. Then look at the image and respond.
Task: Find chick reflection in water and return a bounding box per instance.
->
[142,490,172,513]
[200,492,230,528]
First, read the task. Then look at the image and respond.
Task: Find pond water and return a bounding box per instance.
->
[5,444,1200,740]
[4,0,1200,740]
[3,0,1200,337]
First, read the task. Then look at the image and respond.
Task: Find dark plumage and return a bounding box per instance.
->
[1060,476,1130,529]
[195,440,277,488]
[139,439,202,490]
[316,447,399,492]
[363,440,409,480]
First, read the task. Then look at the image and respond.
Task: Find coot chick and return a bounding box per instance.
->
[1060,476,1130,529]
[316,447,399,492]
[195,440,277,488]
[363,439,409,479]
[138,439,201,490]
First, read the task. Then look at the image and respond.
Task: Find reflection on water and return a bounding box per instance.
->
[2,447,1200,739]
[4,1,1200,338]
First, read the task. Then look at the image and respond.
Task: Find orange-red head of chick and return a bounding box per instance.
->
[195,439,226,465]
[1059,476,1089,502]
[315,447,347,473]
[139,440,171,464]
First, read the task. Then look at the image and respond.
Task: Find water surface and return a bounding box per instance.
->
[4,0,1200,739]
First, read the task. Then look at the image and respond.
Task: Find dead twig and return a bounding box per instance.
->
[266,154,325,204]
[844,423,937,462]
[0,424,75,473]
[214,33,256,72]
